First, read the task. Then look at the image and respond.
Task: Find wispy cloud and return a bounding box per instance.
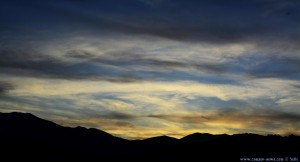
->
[148,108,300,126]
[0,49,144,82]
[0,81,14,97]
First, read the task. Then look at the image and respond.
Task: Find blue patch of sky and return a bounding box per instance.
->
[134,70,239,85]
[226,55,300,80]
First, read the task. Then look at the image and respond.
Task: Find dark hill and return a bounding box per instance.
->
[181,132,228,143]
[0,112,299,161]
[0,112,129,160]
[139,135,177,144]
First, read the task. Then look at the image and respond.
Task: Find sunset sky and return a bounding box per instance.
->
[0,0,300,139]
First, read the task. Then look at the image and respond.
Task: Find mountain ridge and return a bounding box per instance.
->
[1,112,299,161]
[2,112,297,140]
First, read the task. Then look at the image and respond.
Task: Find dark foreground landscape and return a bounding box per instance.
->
[1,112,299,161]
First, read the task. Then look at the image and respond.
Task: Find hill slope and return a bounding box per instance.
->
[0,112,299,161]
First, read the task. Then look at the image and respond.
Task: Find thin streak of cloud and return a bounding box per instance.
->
[148,109,300,127]
[71,50,226,73]
[145,110,300,137]
[0,49,144,82]
[0,81,14,97]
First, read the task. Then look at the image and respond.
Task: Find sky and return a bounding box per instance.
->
[0,0,300,139]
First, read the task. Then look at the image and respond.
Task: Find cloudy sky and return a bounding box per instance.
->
[1,0,300,139]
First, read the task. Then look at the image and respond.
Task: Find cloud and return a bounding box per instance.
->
[65,50,95,59]
[0,49,144,82]
[137,0,168,8]
[67,49,226,73]
[0,46,227,84]
[0,81,14,97]
[1,17,299,84]
[1,0,299,46]
[228,55,300,80]
[1,76,300,138]
[105,111,136,120]
[7,77,299,103]
[148,108,300,134]
[88,110,137,120]
[133,0,300,45]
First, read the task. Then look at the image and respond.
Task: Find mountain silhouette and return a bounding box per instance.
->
[181,132,228,143]
[1,112,299,161]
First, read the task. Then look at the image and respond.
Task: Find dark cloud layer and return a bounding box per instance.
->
[0,49,143,82]
[1,0,299,45]
[61,0,299,45]
[67,50,226,73]
[0,82,14,97]
[0,0,299,82]
[148,108,300,129]
[0,48,227,83]
[89,111,137,120]
[1,46,299,85]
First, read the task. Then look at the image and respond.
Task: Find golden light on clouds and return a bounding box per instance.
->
[0,76,298,138]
